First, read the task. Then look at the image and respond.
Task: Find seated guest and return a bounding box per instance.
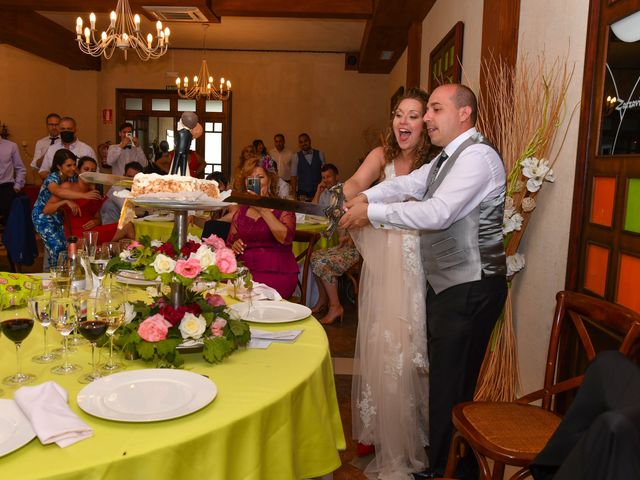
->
[32,149,101,267]
[227,157,298,298]
[150,140,171,174]
[206,171,228,191]
[312,163,340,206]
[309,232,360,324]
[270,160,291,198]
[101,161,144,224]
[530,351,640,480]
[44,156,134,243]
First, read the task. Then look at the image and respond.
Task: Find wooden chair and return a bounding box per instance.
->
[341,257,362,305]
[444,290,640,480]
[289,230,319,305]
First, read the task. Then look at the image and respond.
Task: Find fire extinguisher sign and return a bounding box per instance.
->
[102,109,113,124]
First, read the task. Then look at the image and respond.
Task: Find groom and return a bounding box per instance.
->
[340,83,508,479]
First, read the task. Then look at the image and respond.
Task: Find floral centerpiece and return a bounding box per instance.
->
[473,54,576,401]
[106,234,251,368]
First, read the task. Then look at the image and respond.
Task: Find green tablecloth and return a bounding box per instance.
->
[133,219,338,257]
[0,293,345,479]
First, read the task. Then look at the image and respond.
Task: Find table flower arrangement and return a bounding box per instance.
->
[106,234,251,367]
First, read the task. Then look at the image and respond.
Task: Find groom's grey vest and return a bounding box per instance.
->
[420,135,506,294]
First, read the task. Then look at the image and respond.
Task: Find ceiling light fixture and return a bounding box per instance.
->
[175,25,231,100]
[75,0,170,61]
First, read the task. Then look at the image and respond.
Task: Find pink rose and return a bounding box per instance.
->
[210,317,227,337]
[174,257,203,279]
[215,248,237,274]
[203,234,226,250]
[128,241,142,250]
[138,314,172,342]
[206,294,226,307]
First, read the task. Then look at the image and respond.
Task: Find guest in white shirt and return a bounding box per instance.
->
[106,122,148,176]
[268,133,295,182]
[100,161,144,224]
[31,113,60,171]
[39,116,96,180]
[312,163,340,207]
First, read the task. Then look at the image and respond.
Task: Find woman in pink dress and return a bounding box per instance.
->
[227,157,298,298]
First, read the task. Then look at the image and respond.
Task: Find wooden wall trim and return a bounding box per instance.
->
[406,21,422,89]
[478,0,521,124]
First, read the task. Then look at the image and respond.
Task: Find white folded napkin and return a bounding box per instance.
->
[250,328,303,342]
[295,212,306,223]
[250,283,283,301]
[14,381,93,448]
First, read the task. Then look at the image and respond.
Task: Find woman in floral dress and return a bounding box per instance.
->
[31,149,101,268]
[345,88,436,479]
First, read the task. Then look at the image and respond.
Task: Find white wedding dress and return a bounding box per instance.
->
[351,162,429,479]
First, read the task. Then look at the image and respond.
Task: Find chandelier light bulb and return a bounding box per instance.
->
[134,14,141,31]
[84,27,91,43]
[76,17,83,35]
[89,13,96,29]
[110,11,116,27]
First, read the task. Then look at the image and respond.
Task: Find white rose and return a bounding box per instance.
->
[150,240,163,248]
[190,245,217,269]
[506,253,526,276]
[151,253,177,274]
[119,250,130,261]
[123,302,137,325]
[178,313,207,339]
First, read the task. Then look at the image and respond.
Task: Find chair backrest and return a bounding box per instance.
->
[291,230,319,304]
[521,290,640,410]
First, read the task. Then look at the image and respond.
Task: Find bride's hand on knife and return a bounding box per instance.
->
[339,201,370,229]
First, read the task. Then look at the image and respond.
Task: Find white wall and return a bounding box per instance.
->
[388,49,407,99]
[514,0,589,393]
[421,0,484,92]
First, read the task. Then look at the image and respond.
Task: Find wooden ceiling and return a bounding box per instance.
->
[0,0,434,73]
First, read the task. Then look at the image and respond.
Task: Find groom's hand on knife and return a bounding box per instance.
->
[339,194,370,229]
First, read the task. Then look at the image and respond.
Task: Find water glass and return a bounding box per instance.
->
[83,231,99,259]
[27,282,59,364]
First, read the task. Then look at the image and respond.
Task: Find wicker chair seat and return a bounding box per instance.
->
[453,402,562,464]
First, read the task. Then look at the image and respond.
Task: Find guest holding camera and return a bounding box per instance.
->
[227,157,298,298]
[106,122,148,176]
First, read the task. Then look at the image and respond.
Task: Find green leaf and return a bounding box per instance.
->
[157,338,181,356]
[137,342,156,361]
[203,337,234,363]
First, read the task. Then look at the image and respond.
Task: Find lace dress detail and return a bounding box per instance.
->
[351,162,429,479]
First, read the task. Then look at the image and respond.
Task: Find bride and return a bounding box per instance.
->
[343,88,434,479]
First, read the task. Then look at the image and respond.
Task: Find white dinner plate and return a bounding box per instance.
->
[77,369,217,422]
[230,300,312,324]
[0,399,36,457]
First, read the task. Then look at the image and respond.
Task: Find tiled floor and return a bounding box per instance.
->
[0,246,369,478]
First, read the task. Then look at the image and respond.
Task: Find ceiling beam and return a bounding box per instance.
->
[0,6,100,70]
[358,0,435,74]
[210,0,373,19]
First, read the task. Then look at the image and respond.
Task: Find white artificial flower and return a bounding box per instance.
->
[521,197,537,213]
[150,240,163,248]
[504,196,514,211]
[506,253,526,276]
[123,302,137,325]
[503,210,524,234]
[178,313,207,339]
[151,253,177,274]
[520,157,555,193]
[187,234,202,244]
[119,250,130,261]
[190,244,217,269]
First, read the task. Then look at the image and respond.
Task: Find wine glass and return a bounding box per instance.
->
[1,291,36,386]
[50,293,81,375]
[68,285,90,347]
[103,242,121,259]
[90,246,110,294]
[27,281,59,363]
[50,264,71,290]
[78,302,108,384]
[95,285,125,372]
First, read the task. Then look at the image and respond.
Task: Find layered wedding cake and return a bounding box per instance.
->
[130,173,220,199]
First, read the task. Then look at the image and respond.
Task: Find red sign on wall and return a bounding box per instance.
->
[102,109,113,124]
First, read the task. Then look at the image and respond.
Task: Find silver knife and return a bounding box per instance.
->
[224,184,345,238]
[79,171,133,187]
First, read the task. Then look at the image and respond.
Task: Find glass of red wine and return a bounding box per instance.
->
[78,307,108,384]
[1,292,36,386]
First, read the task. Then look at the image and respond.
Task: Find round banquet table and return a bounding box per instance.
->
[0,290,345,479]
[133,218,338,257]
